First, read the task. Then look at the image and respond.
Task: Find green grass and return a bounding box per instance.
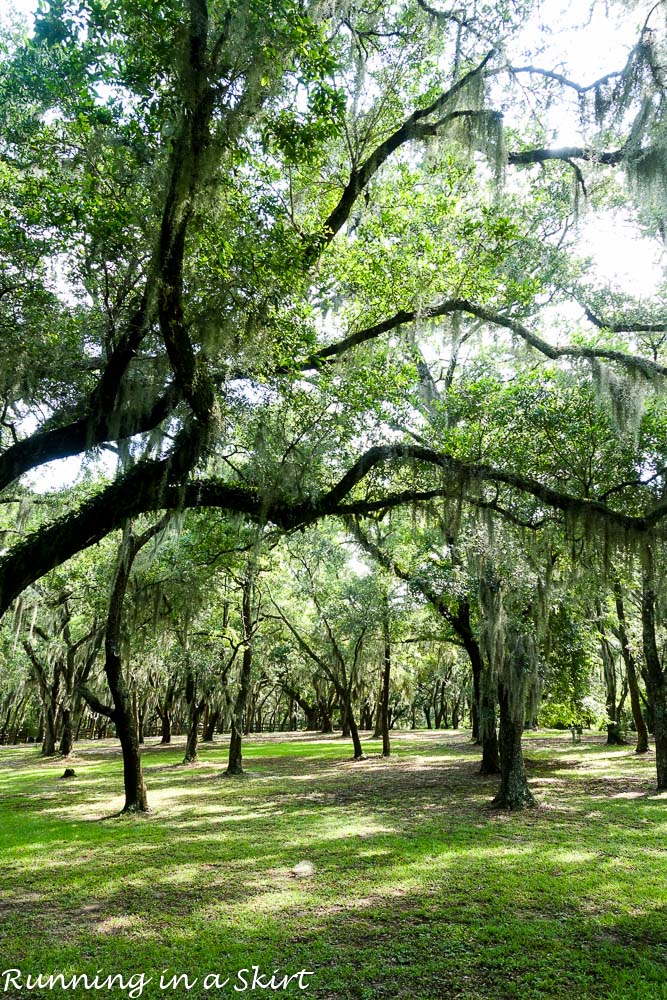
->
[1,731,666,1000]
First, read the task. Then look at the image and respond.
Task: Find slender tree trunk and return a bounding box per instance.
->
[225,570,254,777]
[347,703,364,760]
[183,660,204,764]
[184,705,204,763]
[203,708,219,742]
[613,578,649,754]
[0,700,11,745]
[599,610,627,746]
[460,630,499,772]
[137,703,146,745]
[471,662,481,741]
[641,551,667,791]
[372,685,382,739]
[160,710,172,745]
[434,680,443,728]
[478,660,500,775]
[380,600,391,757]
[526,674,542,729]
[116,709,147,812]
[226,724,243,775]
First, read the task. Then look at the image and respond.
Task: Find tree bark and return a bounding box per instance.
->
[90,517,169,812]
[471,660,481,741]
[380,597,391,757]
[203,708,220,742]
[641,549,667,791]
[346,701,364,760]
[160,710,172,745]
[41,705,58,757]
[103,533,149,812]
[613,578,649,754]
[158,681,177,745]
[59,707,73,757]
[319,705,333,733]
[478,659,500,775]
[492,680,535,810]
[182,659,205,763]
[225,570,255,777]
[459,618,499,772]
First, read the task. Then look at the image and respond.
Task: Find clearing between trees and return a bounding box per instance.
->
[1,730,665,1000]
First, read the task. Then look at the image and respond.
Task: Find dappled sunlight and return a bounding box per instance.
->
[1,730,665,994]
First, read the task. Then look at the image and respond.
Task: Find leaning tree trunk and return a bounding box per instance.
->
[344,699,364,760]
[225,571,254,777]
[80,519,168,813]
[103,537,149,812]
[203,707,220,742]
[641,551,667,791]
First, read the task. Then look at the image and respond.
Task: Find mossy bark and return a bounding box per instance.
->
[492,681,535,810]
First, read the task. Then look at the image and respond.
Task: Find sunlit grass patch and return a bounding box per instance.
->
[0,730,665,1000]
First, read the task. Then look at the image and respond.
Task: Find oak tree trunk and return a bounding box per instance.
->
[613,579,649,754]
[492,681,535,810]
[641,554,667,791]
[225,571,254,777]
[380,602,391,757]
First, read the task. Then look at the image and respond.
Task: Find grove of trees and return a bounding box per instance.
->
[1,0,667,812]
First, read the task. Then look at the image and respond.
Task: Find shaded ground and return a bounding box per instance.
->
[0,730,665,1000]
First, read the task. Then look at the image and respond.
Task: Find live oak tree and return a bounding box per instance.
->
[2,1,667,798]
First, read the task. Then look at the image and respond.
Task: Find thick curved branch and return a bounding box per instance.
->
[0,383,180,494]
[77,685,116,720]
[316,50,495,248]
[2,439,666,620]
[507,145,627,166]
[294,297,667,379]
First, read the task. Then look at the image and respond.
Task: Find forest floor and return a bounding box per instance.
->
[0,730,665,1000]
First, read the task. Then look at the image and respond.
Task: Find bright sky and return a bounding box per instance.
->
[4,0,665,493]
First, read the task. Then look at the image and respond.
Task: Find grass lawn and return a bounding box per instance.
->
[0,730,666,1000]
